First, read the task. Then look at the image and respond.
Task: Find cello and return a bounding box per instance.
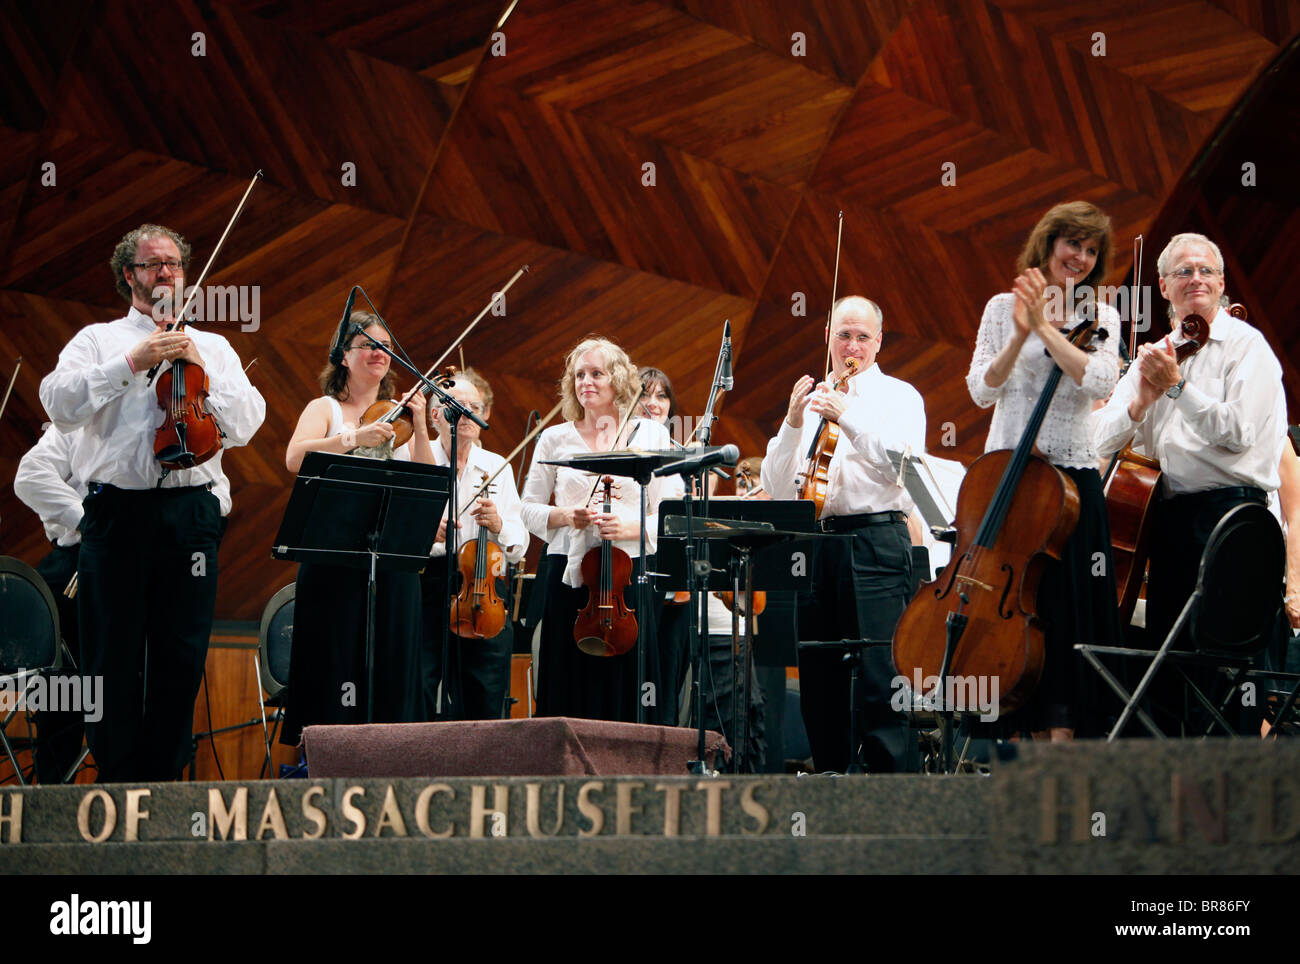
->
[574,476,638,657]
[892,318,1102,716]
[1103,310,1214,624]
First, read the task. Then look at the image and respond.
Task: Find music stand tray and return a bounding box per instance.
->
[272,452,451,721]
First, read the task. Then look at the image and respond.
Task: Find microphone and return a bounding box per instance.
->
[653,444,739,478]
[719,320,733,391]
[328,286,360,364]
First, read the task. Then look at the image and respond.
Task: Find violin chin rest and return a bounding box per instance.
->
[575,636,611,657]
[155,445,196,468]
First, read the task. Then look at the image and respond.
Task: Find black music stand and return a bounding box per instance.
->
[272,452,450,723]
[658,500,819,773]
[542,447,695,725]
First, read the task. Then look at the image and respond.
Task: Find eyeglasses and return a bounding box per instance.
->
[834,331,880,343]
[348,342,392,352]
[131,259,184,272]
[1166,265,1222,280]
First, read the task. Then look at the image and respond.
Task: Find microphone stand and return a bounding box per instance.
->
[352,329,488,720]
[684,326,731,774]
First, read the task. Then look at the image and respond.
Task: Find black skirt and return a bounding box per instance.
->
[281,562,424,745]
[535,555,663,723]
[1013,465,1125,735]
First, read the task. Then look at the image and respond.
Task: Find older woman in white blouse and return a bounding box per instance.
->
[966,200,1124,741]
[521,337,671,721]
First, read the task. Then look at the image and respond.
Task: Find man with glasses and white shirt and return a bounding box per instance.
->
[1094,233,1285,727]
[38,224,264,781]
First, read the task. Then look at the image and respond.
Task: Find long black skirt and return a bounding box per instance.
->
[535,555,662,723]
[281,562,424,745]
[1011,466,1124,735]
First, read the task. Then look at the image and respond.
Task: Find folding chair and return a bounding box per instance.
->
[1077,503,1288,740]
[0,556,63,784]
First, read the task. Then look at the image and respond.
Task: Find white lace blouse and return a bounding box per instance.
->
[966,292,1120,469]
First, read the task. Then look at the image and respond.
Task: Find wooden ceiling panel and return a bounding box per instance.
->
[988,0,1281,112]
[876,0,1214,197]
[810,81,1159,248]
[421,80,800,297]
[667,0,914,87]
[51,0,454,217]
[475,0,854,186]
[0,0,93,132]
[225,0,503,81]
[383,215,755,419]
[2,137,405,334]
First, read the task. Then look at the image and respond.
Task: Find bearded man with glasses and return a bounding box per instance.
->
[38,223,265,781]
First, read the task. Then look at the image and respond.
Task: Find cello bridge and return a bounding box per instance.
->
[955,575,994,593]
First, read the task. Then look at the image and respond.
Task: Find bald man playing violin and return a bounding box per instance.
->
[762,296,926,773]
[38,223,264,782]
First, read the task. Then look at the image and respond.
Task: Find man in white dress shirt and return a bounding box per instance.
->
[1095,233,1285,729]
[763,296,927,772]
[38,224,265,781]
[422,374,529,719]
[14,424,86,782]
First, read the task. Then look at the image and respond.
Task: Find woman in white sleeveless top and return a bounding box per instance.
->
[281,313,434,745]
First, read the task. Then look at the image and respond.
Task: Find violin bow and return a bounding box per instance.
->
[1130,234,1143,359]
[583,383,645,505]
[147,170,264,384]
[459,399,563,513]
[822,210,844,380]
[0,356,21,425]
[386,265,530,414]
[427,266,529,376]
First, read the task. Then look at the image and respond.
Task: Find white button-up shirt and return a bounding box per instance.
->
[15,425,85,546]
[521,418,673,586]
[762,363,926,518]
[429,442,528,564]
[38,307,265,514]
[1094,308,1285,496]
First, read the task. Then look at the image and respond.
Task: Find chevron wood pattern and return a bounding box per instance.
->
[0,0,1295,632]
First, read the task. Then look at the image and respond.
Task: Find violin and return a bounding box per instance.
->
[361,367,456,450]
[150,171,262,471]
[796,357,859,514]
[154,340,223,470]
[574,477,638,657]
[449,472,507,640]
[892,318,1102,716]
[1104,309,1213,624]
[794,208,851,516]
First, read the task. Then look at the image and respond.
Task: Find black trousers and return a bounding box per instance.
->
[1144,487,1268,734]
[419,556,512,721]
[32,542,83,783]
[796,520,913,773]
[77,484,223,782]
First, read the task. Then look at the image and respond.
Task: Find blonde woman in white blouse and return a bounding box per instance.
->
[966,201,1124,741]
[521,337,671,721]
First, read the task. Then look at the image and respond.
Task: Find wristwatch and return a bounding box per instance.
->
[1165,378,1186,400]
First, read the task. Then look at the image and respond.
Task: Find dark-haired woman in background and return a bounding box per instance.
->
[966,200,1124,740]
[281,313,434,744]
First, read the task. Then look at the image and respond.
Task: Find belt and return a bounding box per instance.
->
[1162,485,1266,509]
[818,510,908,533]
[88,480,215,496]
